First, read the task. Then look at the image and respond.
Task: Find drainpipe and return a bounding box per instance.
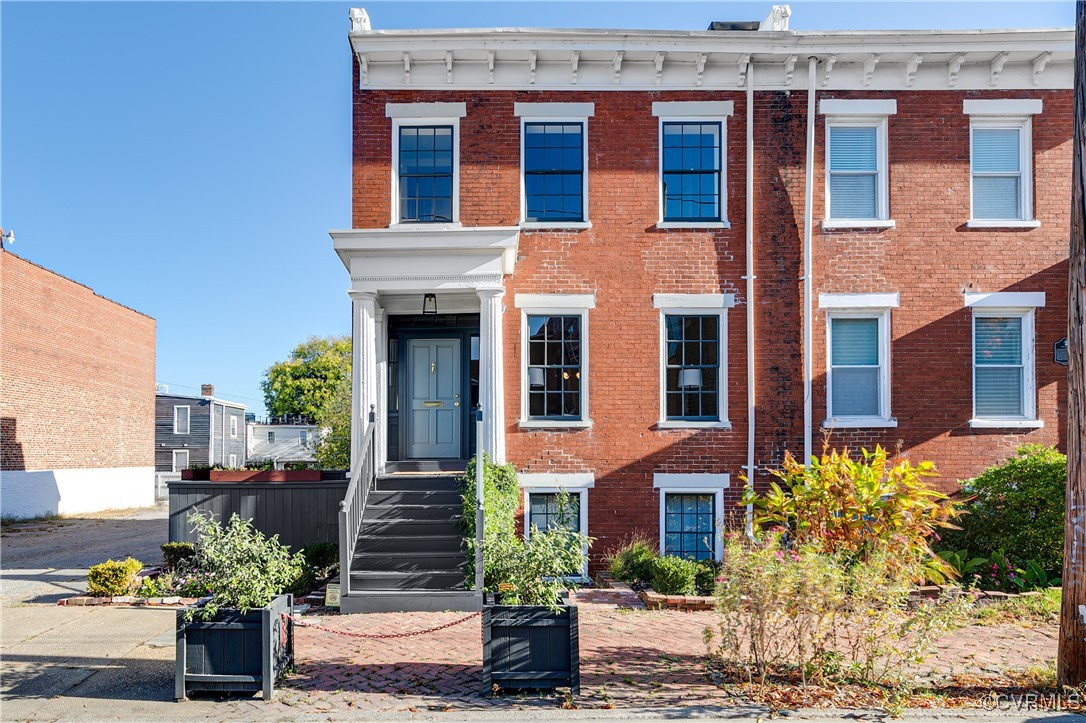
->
[744,61,757,539]
[802,57,817,466]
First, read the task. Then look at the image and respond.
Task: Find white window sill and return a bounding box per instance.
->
[969,418,1045,429]
[822,219,896,230]
[657,420,733,430]
[518,419,594,430]
[965,219,1041,229]
[655,221,732,230]
[519,221,592,231]
[387,221,462,230]
[822,418,898,429]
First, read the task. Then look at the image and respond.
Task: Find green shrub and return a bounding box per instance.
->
[184,512,306,620]
[607,538,658,584]
[649,555,700,595]
[300,542,338,574]
[942,445,1065,573]
[486,526,591,607]
[87,558,143,597]
[461,454,520,590]
[743,445,962,583]
[694,559,719,596]
[136,573,176,598]
[161,542,195,572]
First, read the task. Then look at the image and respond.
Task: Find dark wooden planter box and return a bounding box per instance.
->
[481,592,579,694]
[175,594,294,700]
[181,469,321,482]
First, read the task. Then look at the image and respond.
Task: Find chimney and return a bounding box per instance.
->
[201,384,215,397]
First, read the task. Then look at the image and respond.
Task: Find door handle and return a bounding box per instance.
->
[431,361,436,375]
[454,402,460,407]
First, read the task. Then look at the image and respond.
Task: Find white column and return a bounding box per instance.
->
[477,287,507,463]
[374,306,388,471]
[349,291,378,469]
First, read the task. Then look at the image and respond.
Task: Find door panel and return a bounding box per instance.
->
[407,339,462,458]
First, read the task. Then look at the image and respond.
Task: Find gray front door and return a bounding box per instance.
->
[407,339,462,459]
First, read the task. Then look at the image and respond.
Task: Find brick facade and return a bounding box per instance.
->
[0,252,155,473]
[349,62,1070,561]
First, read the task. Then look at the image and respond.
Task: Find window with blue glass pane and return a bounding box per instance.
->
[528,492,581,533]
[664,493,715,560]
[974,315,1025,418]
[524,123,584,222]
[829,317,881,418]
[399,126,454,223]
[664,315,719,420]
[527,315,582,420]
[828,125,879,219]
[972,127,1023,220]
[662,122,722,222]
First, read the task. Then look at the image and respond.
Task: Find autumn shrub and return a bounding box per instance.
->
[742,445,962,582]
[707,532,969,687]
[87,558,144,597]
[160,542,195,572]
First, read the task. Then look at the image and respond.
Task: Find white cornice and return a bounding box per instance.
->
[350,27,1074,91]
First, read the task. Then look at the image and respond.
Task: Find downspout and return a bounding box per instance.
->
[802,57,817,466]
[745,61,757,539]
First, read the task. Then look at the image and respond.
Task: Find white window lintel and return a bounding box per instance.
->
[653,473,731,489]
[386,102,467,119]
[964,292,1045,308]
[515,293,596,310]
[819,99,898,116]
[515,102,594,118]
[519,473,595,489]
[819,292,900,309]
[653,293,736,309]
[963,99,1043,116]
[652,101,734,117]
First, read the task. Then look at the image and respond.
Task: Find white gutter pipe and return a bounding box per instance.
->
[744,61,757,539]
[802,57,817,466]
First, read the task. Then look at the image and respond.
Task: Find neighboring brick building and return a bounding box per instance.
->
[331,6,1073,581]
[0,250,156,517]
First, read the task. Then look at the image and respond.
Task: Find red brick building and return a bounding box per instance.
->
[331,7,1072,606]
[0,251,156,517]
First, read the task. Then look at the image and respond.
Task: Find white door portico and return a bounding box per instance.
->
[331,226,519,470]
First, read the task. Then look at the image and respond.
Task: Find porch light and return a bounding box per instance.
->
[528,367,545,388]
[679,368,703,389]
[422,293,437,315]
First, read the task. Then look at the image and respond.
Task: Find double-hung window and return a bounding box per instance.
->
[819,293,898,428]
[229,415,238,438]
[386,102,466,226]
[172,450,189,473]
[654,294,734,428]
[964,100,1041,227]
[652,102,733,227]
[654,474,728,562]
[515,103,593,227]
[520,473,594,580]
[966,291,1045,428]
[820,99,896,228]
[516,294,595,428]
[173,405,190,435]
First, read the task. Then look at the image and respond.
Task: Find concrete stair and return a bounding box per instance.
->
[341,474,480,613]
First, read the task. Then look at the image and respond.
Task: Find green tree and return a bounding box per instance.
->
[261,336,351,421]
[313,380,351,470]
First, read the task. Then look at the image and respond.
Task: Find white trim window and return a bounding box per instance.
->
[653,474,728,561]
[229,415,238,438]
[228,453,237,469]
[267,430,275,444]
[820,99,896,229]
[515,294,595,428]
[521,476,592,581]
[172,449,189,473]
[652,101,733,228]
[653,293,734,428]
[386,102,466,226]
[967,291,1044,428]
[300,429,309,447]
[515,103,593,229]
[173,405,190,435]
[820,293,898,428]
[964,99,1041,227]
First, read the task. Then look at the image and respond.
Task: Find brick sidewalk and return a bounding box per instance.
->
[270,590,1059,715]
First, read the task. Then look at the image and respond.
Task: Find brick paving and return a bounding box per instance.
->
[267,588,1060,715]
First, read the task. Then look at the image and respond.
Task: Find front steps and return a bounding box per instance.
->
[340,473,480,613]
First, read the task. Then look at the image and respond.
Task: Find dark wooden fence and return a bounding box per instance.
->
[168,478,347,551]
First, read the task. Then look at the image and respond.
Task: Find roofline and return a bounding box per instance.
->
[354,26,1074,39]
[156,392,247,409]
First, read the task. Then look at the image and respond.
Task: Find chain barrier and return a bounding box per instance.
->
[282,611,481,640]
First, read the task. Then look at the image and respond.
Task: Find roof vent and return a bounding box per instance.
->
[707,21,760,31]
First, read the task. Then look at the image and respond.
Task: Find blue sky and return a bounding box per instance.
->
[1,1,1075,415]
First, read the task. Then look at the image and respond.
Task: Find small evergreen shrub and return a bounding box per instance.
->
[942,445,1066,573]
[694,559,719,596]
[161,542,195,571]
[607,538,658,584]
[649,555,700,595]
[87,558,143,597]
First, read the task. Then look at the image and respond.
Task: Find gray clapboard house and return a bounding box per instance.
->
[246,421,319,468]
[154,385,247,497]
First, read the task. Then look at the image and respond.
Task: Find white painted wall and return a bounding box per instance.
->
[0,467,155,518]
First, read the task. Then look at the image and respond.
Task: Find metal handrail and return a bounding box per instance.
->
[338,405,377,599]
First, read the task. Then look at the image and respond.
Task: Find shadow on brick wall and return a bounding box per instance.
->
[1,417,26,471]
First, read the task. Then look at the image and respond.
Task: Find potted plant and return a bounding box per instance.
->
[182,460,321,483]
[463,459,589,695]
[174,512,305,701]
